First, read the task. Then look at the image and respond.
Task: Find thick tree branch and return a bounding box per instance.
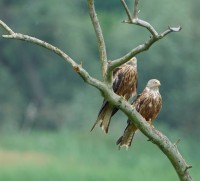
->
[87,0,108,81]
[108,98,193,181]
[0,1,192,179]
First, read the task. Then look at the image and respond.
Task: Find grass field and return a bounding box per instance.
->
[0,125,199,181]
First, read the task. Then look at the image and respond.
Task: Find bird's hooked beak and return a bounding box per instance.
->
[127,57,137,66]
[157,81,161,87]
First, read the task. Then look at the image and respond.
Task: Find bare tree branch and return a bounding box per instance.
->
[108,0,181,72]
[0,1,192,180]
[121,0,158,36]
[108,26,181,71]
[121,0,132,22]
[161,26,182,37]
[0,20,15,34]
[131,18,159,37]
[133,0,139,19]
[115,101,193,181]
[0,27,103,91]
[87,0,108,81]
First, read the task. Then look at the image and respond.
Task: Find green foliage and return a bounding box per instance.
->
[0,127,199,181]
[0,0,200,134]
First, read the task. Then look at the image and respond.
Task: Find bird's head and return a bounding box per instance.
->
[127,57,137,67]
[147,79,161,89]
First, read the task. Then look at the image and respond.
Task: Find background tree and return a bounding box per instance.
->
[0,0,199,133]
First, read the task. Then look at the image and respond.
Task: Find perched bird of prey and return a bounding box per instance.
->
[116,79,162,149]
[91,57,138,133]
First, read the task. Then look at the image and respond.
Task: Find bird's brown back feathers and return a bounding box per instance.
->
[117,79,162,149]
[91,58,138,133]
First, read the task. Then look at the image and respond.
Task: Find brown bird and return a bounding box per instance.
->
[91,57,138,133]
[116,79,162,149]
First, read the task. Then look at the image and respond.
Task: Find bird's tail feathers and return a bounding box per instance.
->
[116,123,137,149]
[90,104,113,133]
[90,118,100,132]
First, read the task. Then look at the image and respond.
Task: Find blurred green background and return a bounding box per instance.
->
[0,0,199,180]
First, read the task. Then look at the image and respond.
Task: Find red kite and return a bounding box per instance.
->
[91,57,138,133]
[117,79,162,149]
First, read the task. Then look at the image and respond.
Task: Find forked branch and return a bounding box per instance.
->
[0,0,192,180]
[87,0,108,81]
[121,0,132,22]
[108,0,181,72]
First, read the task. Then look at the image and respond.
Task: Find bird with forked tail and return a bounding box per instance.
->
[116,79,162,149]
[91,57,138,133]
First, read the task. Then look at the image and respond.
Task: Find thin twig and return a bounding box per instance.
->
[133,0,139,19]
[133,19,158,37]
[0,20,15,35]
[121,0,133,22]
[160,26,182,38]
[185,165,193,172]
[1,31,103,91]
[174,139,181,147]
[3,33,77,67]
[87,0,108,80]
[109,0,181,72]
[109,25,181,71]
